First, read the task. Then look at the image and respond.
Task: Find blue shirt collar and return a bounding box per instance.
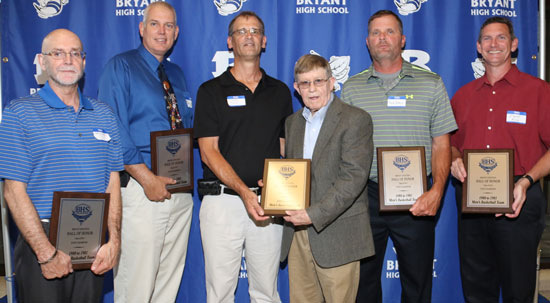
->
[138,44,166,73]
[38,81,91,110]
[302,93,334,122]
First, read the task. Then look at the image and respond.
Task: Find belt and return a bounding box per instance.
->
[221,184,261,196]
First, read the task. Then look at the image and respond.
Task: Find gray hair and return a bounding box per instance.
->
[142,1,177,24]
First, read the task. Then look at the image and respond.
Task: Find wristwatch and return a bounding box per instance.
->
[520,174,534,187]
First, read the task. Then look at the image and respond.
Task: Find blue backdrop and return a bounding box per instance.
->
[0,0,540,302]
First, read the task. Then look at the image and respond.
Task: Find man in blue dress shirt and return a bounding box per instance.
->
[98,2,194,302]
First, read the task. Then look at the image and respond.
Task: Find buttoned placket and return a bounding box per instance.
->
[485,84,498,149]
[67,105,86,139]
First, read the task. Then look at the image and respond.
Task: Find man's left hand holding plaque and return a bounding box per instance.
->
[150,128,194,193]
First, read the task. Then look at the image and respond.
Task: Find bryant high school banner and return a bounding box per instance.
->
[0,0,539,302]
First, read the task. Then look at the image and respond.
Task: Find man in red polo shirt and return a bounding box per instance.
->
[450,16,550,302]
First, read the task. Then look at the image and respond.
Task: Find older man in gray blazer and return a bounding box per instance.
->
[280,54,375,303]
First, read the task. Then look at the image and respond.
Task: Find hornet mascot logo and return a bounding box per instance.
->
[34,0,69,19]
[214,0,247,16]
[394,0,428,15]
[310,50,350,92]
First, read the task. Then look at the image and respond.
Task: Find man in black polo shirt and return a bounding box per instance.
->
[193,11,293,303]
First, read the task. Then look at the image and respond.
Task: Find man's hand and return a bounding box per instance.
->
[283,209,312,226]
[451,156,467,182]
[142,175,175,202]
[497,177,529,218]
[91,240,120,275]
[411,134,450,216]
[242,190,269,221]
[410,188,443,216]
[125,163,175,202]
[40,249,73,279]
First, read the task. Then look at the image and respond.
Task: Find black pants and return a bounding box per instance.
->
[356,182,436,303]
[454,178,546,303]
[14,223,104,303]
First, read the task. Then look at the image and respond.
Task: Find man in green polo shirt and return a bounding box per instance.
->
[341,10,457,303]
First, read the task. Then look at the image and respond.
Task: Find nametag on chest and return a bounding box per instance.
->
[506,111,526,124]
[93,128,111,141]
[387,96,406,108]
[227,95,246,107]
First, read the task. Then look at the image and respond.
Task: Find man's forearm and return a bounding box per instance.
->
[524,150,550,182]
[105,172,121,245]
[204,149,250,194]
[451,146,462,162]
[199,137,251,195]
[3,180,55,261]
[125,163,153,186]
[198,136,268,220]
[431,134,451,192]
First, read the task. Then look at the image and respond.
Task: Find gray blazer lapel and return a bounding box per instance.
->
[311,97,343,163]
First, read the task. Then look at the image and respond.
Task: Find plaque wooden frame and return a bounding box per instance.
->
[260,159,311,216]
[150,128,194,193]
[462,149,514,214]
[49,192,109,270]
[377,146,427,211]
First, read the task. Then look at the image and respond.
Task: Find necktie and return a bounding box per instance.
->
[158,63,183,130]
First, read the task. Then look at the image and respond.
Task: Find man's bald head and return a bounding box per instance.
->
[41,29,83,53]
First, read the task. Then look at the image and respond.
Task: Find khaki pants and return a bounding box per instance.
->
[200,193,283,303]
[114,178,193,303]
[288,229,360,303]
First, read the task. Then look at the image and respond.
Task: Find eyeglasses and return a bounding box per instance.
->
[231,28,263,36]
[42,50,86,60]
[296,78,329,90]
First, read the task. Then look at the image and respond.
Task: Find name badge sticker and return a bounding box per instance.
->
[387,96,406,108]
[186,98,193,108]
[93,128,111,142]
[227,95,246,107]
[506,111,527,124]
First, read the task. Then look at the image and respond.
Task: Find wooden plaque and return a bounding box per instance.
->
[151,128,194,193]
[49,192,109,270]
[260,159,311,216]
[462,149,514,214]
[377,146,427,211]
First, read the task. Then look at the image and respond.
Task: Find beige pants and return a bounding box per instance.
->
[288,229,360,303]
[200,193,283,303]
[114,178,193,303]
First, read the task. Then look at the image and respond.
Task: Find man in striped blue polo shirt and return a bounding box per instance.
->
[341,10,457,303]
[0,29,123,302]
